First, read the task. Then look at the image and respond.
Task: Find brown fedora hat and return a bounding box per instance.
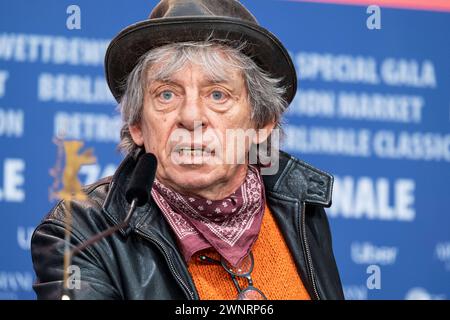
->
[105,0,297,104]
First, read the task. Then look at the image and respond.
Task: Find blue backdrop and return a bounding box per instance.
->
[0,0,449,300]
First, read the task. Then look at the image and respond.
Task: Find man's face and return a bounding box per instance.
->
[129,60,264,199]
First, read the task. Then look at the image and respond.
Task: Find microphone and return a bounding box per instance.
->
[123,152,158,224]
[61,153,157,299]
[125,152,158,207]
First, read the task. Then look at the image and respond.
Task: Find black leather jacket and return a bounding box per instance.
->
[31,150,344,300]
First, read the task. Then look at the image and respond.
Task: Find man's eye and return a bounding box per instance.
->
[211,90,227,101]
[159,90,174,101]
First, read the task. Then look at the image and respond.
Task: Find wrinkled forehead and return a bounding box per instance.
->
[144,46,246,86]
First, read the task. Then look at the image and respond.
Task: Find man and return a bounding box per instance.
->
[31,0,344,300]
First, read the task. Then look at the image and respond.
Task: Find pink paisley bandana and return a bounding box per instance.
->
[151,165,265,267]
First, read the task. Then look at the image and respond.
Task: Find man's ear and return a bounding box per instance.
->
[252,120,277,144]
[129,124,144,146]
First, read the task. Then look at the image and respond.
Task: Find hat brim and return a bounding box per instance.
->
[105,16,297,104]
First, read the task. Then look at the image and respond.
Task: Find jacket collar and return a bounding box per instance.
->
[262,150,333,207]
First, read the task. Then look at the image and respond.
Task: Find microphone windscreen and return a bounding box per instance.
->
[125,153,158,206]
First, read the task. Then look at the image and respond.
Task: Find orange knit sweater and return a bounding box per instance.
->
[187,204,311,300]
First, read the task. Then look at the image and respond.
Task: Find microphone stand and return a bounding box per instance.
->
[61,199,138,300]
[60,152,157,300]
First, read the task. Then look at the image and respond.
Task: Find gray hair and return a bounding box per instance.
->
[118,40,288,155]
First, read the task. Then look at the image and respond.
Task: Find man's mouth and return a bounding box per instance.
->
[174,144,214,156]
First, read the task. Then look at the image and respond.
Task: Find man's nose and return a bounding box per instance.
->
[176,92,208,131]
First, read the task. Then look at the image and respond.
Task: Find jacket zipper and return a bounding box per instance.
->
[135,229,196,300]
[300,203,320,300]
